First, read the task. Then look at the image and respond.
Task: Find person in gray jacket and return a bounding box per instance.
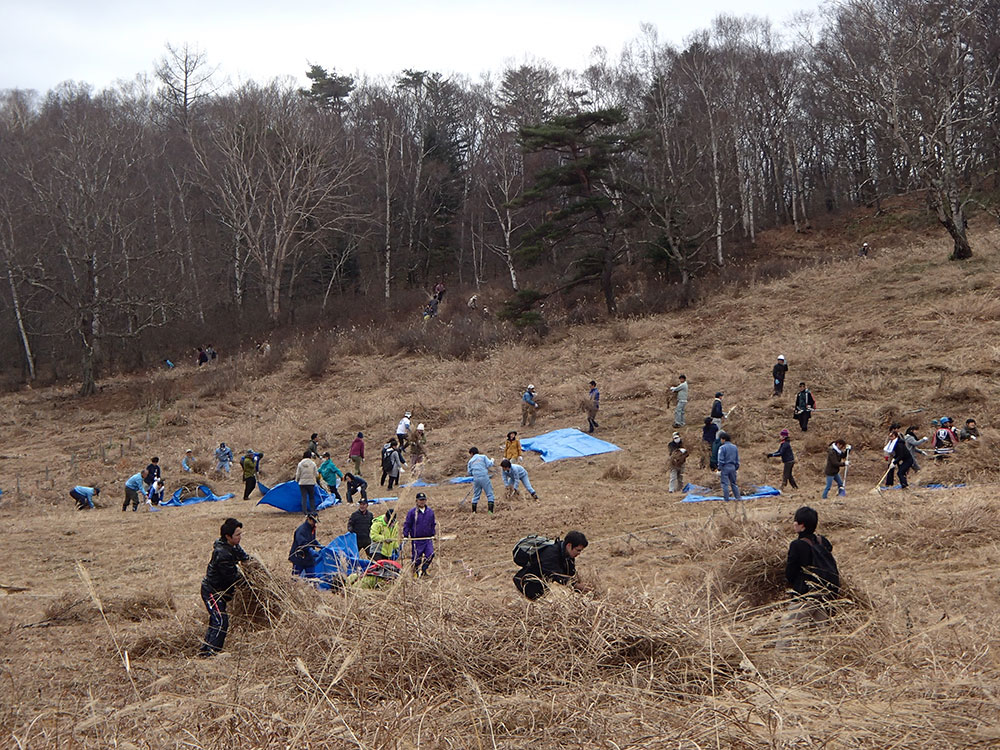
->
[904,427,928,472]
[670,375,689,427]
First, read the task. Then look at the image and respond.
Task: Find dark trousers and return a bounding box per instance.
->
[300,484,316,513]
[774,380,785,396]
[397,433,408,449]
[795,411,811,431]
[387,475,399,490]
[70,489,91,509]
[243,476,257,500]
[514,570,546,600]
[888,457,914,488]
[782,462,798,489]
[380,470,388,486]
[200,584,229,655]
[122,487,140,511]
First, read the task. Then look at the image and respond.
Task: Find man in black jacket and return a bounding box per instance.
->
[793,383,816,432]
[348,498,374,556]
[289,514,322,576]
[200,518,250,657]
[514,530,589,600]
[778,506,839,649]
[772,355,788,396]
[765,428,797,489]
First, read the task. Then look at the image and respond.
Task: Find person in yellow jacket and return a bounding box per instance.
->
[368,507,400,561]
[504,431,523,462]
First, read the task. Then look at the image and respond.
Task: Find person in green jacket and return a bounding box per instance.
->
[369,508,400,561]
[241,451,258,500]
[318,452,344,501]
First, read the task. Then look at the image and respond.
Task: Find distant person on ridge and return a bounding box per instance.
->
[858,242,870,257]
[772,355,788,397]
[766,428,797,489]
[522,385,538,427]
[670,374,688,427]
[586,380,600,433]
[793,383,816,432]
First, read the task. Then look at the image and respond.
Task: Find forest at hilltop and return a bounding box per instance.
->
[1,0,998,395]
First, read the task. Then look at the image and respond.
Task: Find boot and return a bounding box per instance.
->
[488,501,494,514]
[838,488,846,497]
[471,503,477,513]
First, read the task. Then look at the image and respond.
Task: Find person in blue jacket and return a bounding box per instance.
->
[182,449,195,473]
[500,459,538,499]
[146,478,165,506]
[122,471,145,511]
[467,447,496,513]
[70,485,100,510]
[717,431,742,501]
[521,385,538,427]
[289,514,322,576]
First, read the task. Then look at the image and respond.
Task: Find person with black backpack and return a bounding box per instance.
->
[512,530,589,600]
[778,506,839,650]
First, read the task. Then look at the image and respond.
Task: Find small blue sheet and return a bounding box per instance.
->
[520,428,622,463]
[161,484,235,507]
[682,484,782,503]
[256,480,397,512]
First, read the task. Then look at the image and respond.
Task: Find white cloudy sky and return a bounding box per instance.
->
[2,0,823,93]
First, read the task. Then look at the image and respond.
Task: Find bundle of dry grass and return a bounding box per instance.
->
[601,462,632,480]
[231,558,299,628]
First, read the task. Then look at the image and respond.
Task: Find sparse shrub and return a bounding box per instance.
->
[302,335,332,379]
[602,462,633,480]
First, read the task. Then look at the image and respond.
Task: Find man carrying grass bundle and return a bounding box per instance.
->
[200,517,250,657]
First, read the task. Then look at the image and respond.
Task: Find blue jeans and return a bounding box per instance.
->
[471,474,494,506]
[720,466,741,501]
[822,474,844,498]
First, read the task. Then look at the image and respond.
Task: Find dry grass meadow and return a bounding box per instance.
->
[3,218,1000,748]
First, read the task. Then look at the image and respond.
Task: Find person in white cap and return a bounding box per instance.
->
[772,355,788,397]
[182,449,195,473]
[521,385,538,427]
[410,423,427,465]
[396,412,412,449]
[667,433,688,492]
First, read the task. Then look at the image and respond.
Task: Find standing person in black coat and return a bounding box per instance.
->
[778,506,839,650]
[883,423,915,489]
[199,518,250,657]
[710,392,725,427]
[766,428,797,489]
[772,355,788,396]
[348,498,375,556]
[793,383,816,432]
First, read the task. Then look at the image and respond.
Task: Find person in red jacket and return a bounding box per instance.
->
[348,432,365,475]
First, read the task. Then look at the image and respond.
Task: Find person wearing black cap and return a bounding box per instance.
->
[289,514,322,576]
[403,492,436,577]
[347,497,374,555]
[586,380,600,433]
[793,383,816,432]
[710,392,725,427]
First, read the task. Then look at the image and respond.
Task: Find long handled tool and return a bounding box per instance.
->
[870,462,894,494]
[842,445,852,487]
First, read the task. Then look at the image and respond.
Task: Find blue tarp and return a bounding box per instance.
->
[878,483,967,491]
[447,476,474,484]
[404,479,437,487]
[681,484,782,503]
[256,480,397,512]
[161,484,235,507]
[521,428,622,463]
[308,532,372,589]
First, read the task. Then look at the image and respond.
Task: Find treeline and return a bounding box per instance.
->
[1,0,998,393]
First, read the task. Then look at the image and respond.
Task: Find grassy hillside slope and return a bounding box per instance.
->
[2,220,1000,749]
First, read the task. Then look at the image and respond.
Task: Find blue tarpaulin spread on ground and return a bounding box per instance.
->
[161,484,235,507]
[520,428,622,463]
[256,480,397,512]
[306,532,372,589]
[447,476,474,484]
[404,479,437,487]
[878,483,967,491]
[681,484,782,503]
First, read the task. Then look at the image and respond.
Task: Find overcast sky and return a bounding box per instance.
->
[2,0,823,93]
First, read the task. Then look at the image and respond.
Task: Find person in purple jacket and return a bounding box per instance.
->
[403,492,436,577]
